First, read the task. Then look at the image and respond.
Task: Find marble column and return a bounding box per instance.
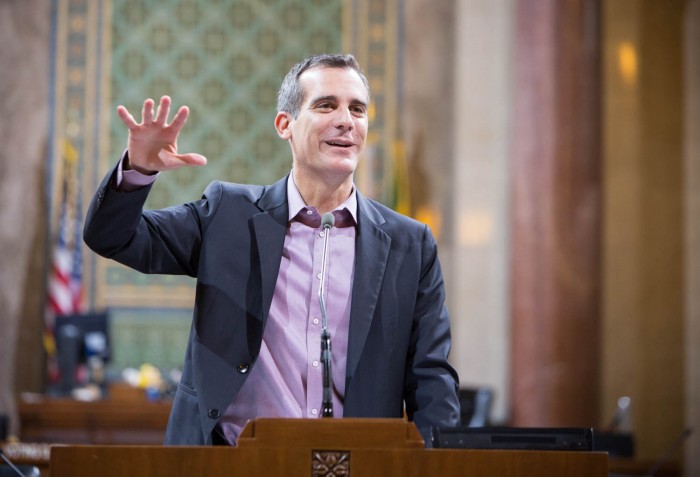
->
[509,0,602,427]
[0,0,51,437]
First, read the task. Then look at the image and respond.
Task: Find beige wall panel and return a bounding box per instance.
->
[448,0,514,423]
[602,0,685,462]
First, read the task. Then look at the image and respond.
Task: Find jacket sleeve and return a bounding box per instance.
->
[83,163,221,277]
[403,224,461,444]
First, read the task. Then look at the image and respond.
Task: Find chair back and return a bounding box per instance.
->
[458,387,494,427]
[0,464,41,477]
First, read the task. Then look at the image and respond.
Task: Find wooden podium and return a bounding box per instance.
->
[49,418,608,476]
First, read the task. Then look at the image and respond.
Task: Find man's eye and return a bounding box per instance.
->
[317,103,333,110]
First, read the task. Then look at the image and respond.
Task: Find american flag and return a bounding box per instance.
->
[46,189,83,315]
[45,140,84,380]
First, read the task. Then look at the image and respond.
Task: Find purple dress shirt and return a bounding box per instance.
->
[118,162,357,445]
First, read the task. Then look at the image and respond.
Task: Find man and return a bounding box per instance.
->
[84,54,459,446]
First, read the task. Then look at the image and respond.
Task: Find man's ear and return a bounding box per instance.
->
[274,112,292,140]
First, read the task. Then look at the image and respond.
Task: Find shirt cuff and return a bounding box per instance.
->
[116,151,158,191]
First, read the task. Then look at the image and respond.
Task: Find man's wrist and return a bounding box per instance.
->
[117,151,159,191]
[124,154,157,175]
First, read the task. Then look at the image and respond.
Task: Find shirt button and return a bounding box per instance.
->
[313,318,319,325]
[306,210,313,215]
[237,363,250,374]
[317,273,322,280]
[311,409,318,416]
[208,409,221,419]
[319,231,325,237]
[312,360,319,367]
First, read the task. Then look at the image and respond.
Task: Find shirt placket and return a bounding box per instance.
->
[306,223,326,418]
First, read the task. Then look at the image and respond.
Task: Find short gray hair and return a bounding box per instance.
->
[276,54,370,118]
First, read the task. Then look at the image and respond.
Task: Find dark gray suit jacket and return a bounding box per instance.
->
[83,167,460,445]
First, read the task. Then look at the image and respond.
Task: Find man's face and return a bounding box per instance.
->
[276,67,369,184]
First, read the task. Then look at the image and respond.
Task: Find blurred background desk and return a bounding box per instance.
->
[18,384,171,445]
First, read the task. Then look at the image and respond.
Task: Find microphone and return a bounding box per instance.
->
[606,395,632,432]
[319,212,335,418]
[0,449,30,477]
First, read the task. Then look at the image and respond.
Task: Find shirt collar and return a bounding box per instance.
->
[286,171,358,223]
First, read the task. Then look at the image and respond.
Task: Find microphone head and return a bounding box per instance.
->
[321,212,335,229]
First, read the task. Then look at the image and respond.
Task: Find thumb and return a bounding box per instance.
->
[158,150,207,168]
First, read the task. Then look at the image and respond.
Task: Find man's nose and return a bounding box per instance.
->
[332,107,353,130]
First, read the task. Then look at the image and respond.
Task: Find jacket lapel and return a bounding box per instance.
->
[346,193,391,380]
[251,176,289,325]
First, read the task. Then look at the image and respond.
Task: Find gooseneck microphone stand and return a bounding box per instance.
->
[319,212,335,418]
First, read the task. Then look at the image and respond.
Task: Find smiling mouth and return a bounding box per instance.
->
[325,140,353,148]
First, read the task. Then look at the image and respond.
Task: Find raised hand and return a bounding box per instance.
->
[117,95,207,174]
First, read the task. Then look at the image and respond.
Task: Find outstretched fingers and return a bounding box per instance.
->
[118,96,186,131]
[154,95,172,125]
[141,98,155,123]
[115,96,202,172]
[116,105,138,129]
[168,105,190,133]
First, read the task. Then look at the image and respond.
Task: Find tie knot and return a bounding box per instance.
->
[294,207,355,228]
